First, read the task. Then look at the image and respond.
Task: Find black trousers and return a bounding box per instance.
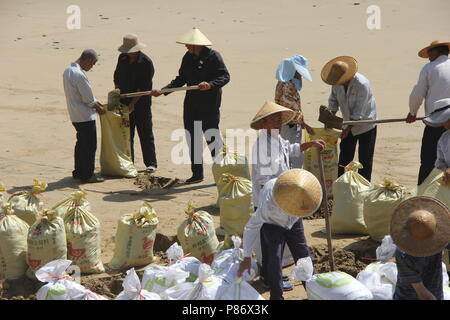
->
[338,126,377,182]
[418,125,446,185]
[183,108,223,178]
[72,120,97,180]
[260,220,311,300]
[129,104,157,168]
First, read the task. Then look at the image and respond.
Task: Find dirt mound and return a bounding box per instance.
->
[304,199,334,220]
[135,174,180,190]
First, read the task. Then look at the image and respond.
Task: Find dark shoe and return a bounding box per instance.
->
[185,176,204,184]
[81,174,104,183]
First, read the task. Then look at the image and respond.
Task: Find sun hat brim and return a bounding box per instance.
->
[321,56,358,85]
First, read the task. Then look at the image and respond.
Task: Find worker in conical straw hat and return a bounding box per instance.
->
[237,168,322,300]
[321,56,377,182]
[151,28,230,184]
[390,196,450,300]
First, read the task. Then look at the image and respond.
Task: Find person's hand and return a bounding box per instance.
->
[150,89,162,97]
[198,82,211,91]
[128,102,135,113]
[311,139,326,151]
[236,257,252,278]
[443,168,450,185]
[93,102,106,115]
[340,126,352,140]
[406,112,417,123]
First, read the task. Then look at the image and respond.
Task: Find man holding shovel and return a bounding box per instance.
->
[321,56,377,182]
[151,28,230,184]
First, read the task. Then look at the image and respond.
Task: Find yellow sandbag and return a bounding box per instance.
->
[108,202,158,270]
[99,104,137,178]
[331,161,373,235]
[303,128,341,199]
[363,178,408,242]
[63,198,104,274]
[26,210,67,278]
[0,182,5,205]
[8,179,47,226]
[414,168,450,209]
[212,145,251,197]
[177,202,220,265]
[218,174,253,237]
[0,204,29,280]
[51,189,91,218]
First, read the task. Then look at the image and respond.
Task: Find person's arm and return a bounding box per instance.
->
[298,140,326,152]
[411,282,437,300]
[408,66,429,122]
[152,55,188,97]
[75,74,104,114]
[129,59,155,111]
[328,86,339,114]
[206,50,230,90]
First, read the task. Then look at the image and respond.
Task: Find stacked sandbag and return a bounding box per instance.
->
[218,277,265,300]
[116,268,161,300]
[8,179,47,226]
[414,168,450,209]
[0,203,29,280]
[0,182,5,206]
[141,265,189,294]
[51,189,91,218]
[63,193,104,274]
[356,262,397,300]
[177,202,220,264]
[218,174,253,237]
[108,202,158,270]
[100,102,137,178]
[330,161,373,235]
[363,178,408,242]
[26,210,67,279]
[303,128,341,198]
[166,243,202,282]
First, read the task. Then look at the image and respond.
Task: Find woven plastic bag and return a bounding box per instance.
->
[218,277,265,300]
[177,202,220,264]
[363,178,408,242]
[26,210,67,278]
[108,202,158,270]
[218,174,253,237]
[0,203,29,280]
[99,103,137,178]
[51,189,91,218]
[414,168,450,209]
[330,161,373,235]
[63,196,104,274]
[0,182,5,205]
[303,128,341,199]
[142,264,189,293]
[8,179,47,226]
[166,242,202,282]
[115,268,161,300]
[376,235,397,262]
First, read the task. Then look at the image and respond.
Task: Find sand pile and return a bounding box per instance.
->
[134,174,180,190]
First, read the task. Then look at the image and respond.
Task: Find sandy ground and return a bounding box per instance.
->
[0,0,449,300]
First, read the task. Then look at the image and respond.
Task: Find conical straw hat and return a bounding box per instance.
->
[250,101,295,130]
[321,56,358,85]
[272,169,323,218]
[390,196,450,257]
[418,40,450,58]
[176,27,212,46]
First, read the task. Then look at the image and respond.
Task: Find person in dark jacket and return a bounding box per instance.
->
[114,34,157,173]
[152,28,230,184]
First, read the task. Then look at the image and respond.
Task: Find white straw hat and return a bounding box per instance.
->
[118,34,146,53]
[176,27,212,46]
[250,101,295,130]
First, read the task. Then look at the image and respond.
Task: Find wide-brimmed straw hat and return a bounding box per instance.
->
[118,34,146,53]
[321,56,358,85]
[418,40,450,58]
[250,101,295,130]
[423,98,450,127]
[176,27,212,46]
[272,169,323,218]
[390,196,450,257]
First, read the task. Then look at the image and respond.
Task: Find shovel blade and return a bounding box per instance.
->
[318,105,343,130]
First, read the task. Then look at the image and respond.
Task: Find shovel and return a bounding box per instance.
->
[318,105,425,130]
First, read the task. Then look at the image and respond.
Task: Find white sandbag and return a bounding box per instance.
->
[115,268,161,300]
[442,263,450,300]
[290,256,314,282]
[109,202,158,270]
[0,203,29,280]
[27,210,67,278]
[356,269,393,300]
[376,235,397,262]
[142,265,189,293]
[51,189,91,218]
[166,242,202,282]
[415,168,450,209]
[8,179,47,226]
[211,236,257,283]
[160,264,228,300]
[218,277,265,300]
[305,271,373,300]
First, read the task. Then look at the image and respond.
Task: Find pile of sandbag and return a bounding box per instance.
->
[166,242,202,282]
[109,202,159,270]
[116,268,161,300]
[177,202,220,264]
[8,179,47,226]
[217,174,253,237]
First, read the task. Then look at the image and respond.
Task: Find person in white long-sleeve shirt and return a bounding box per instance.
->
[322,56,377,182]
[406,40,450,185]
[237,169,323,300]
[63,49,105,183]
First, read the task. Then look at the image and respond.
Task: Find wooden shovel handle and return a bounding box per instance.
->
[120,85,200,98]
[343,117,425,126]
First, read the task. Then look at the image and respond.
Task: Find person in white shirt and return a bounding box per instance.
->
[406,40,450,185]
[322,56,377,182]
[237,169,323,300]
[63,49,105,183]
